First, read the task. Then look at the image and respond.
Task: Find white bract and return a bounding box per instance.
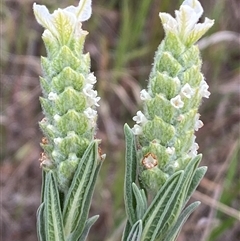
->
[159,0,214,45]
[33,0,92,42]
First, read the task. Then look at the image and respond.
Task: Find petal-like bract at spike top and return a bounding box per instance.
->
[65,0,92,22]
[159,0,214,45]
[182,0,203,16]
[33,0,92,44]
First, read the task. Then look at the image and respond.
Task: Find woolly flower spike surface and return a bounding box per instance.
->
[34,0,101,192]
[132,0,214,191]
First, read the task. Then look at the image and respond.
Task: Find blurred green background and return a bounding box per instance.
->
[1,0,239,240]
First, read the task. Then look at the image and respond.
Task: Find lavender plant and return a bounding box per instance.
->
[34,0,214,240]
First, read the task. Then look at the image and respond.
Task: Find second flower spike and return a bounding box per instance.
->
[131,0,214,191]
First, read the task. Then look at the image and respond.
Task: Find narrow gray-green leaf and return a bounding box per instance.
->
[36,203,46,241]
[122,220,132,241]
[69,160,102,241]
[45,172,65,241]
[77,215,99,241]
[182,155,202,200]
[141,171,182,240]
[164,201,200,241]
[132,183,147,220]
[124,124,137,225]
[141,156,201,241]
[41,171,46,203]
[184,166,207,205]
[63,141,98,237]
[153,156,202,240]
[127,220,143,241]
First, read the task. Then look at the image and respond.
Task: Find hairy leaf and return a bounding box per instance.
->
[124,124,138,225]
[164,201,200,241]
[63,141,98,237]
[45,172,65,241]
[126,220,143,241]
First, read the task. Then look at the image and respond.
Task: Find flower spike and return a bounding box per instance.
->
[132,0,214,191]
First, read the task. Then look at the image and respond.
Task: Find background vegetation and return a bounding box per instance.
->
[1,0,239,240]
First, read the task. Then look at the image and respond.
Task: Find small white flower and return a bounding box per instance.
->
[199,80,210,98]
[68,153,79,161]
[83,84,96,98]
[170,95,184,109]
[173,77,181,85]
[188,142,199,157]
[47,124,55,131]
[166,147,175,155]
[133,111,148,125]
[54,137,62,145]
[83,84,100,106]
[48,92,58,100]
[132,124,143,135]
[140,89,151,101]
[53,114,61,121]
[181,83,194,98]
[177,114,185,122]
[195,119,204,131]
[194,113,204,131]
[52,150,58,158]
[84,107,97,119]
[87,73,97,84]
[89,96,101,107]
